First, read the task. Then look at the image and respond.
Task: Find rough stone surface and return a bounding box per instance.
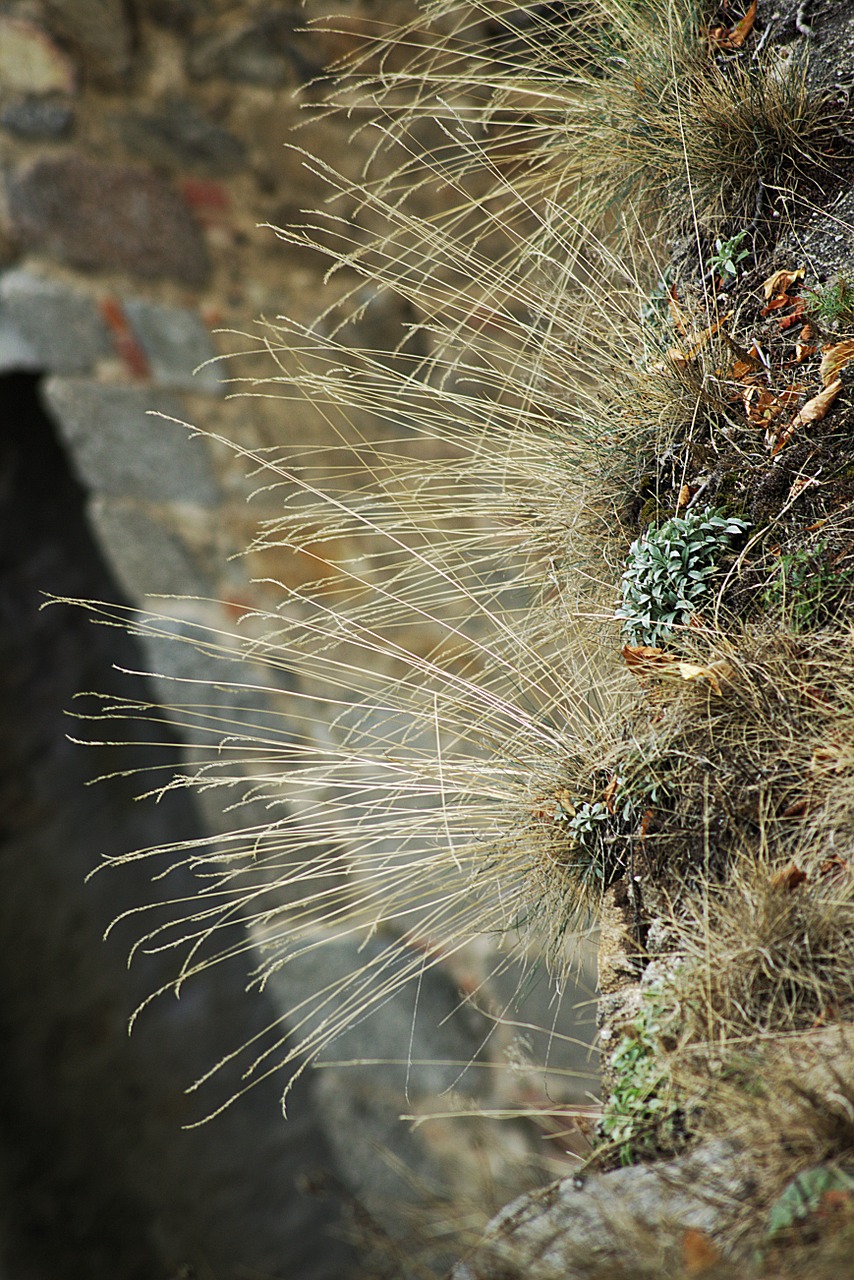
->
[116,97,247,175]
[43,0,133,84]
[136,0,204,31]
[123,298,225,393]
[0,322,39,373]
[265,931,495,1257]
[188,14,317,86]
[7,157,210,287]
[0,380,359,1278]
[0,96,73,138]
[453,1141,757,1279]
[0,17,76,95]
[88,500,213,599]
[41,378,220,505]
[0,269,108,374]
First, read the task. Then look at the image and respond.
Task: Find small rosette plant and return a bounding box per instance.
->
[617,507,750,647]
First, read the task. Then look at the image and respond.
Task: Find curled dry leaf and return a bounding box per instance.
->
[795,377,842,425]
[770,378,843,454]
[667,286,689,335]
[666,314,732,368]
[676,659,730,695]
[622,645,729,695]
[531,787,575,822]
[707,0,757,50]
[744,384,803,431]
[622,644,673,677]
[778,299,806,330]
[819,340,854,386]
[795,323,817,364]
[770,861,808,891]
[819,854,849,881]
[762,267,805,300]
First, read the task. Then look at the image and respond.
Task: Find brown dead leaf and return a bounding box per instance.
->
[639,807,654,842]
[677,483,693,507]
[795,323,817,364]
[623,646,729,694]
[744,384,803,430]
[660,314,733,372]
[819,854,849,880]
[667,286,689,335]
[676,659,729,695]
[770,378,843,454]
[707,0,757,49]
[778,298,806,330]
[682,1227,721,1275]
[770,861,808,891]
[684,314,732,360]
[819,339,854,386]
[531,788,577,823]
[819,1189,854,1218]
[762,294,795,313]
[762,267,805,300]
[796,377,842,424]
[665,346,689,371]
[622,644,674,678]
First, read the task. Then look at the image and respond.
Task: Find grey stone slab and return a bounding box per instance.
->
[0,270,108,374]
[0,319,39,373]
[188,13,316,86]
[8,156,210,287]
[1,96,73,138]
[41,378,220,505]
[116,98,247,176]
[44,0,133,83]
[123,298,225,394]
[87,500,213,599]
[267,932,491,1101]
[455,1140,757,1278]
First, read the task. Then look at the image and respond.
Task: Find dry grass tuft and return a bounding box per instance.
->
[60,1,854,1272]
[527,625,854,897]
[327,0,842,253]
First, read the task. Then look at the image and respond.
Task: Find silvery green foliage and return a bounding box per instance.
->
[616,508,750,646]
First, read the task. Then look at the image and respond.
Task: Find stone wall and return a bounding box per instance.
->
[0,5,596,1275]
[0,0,424,611]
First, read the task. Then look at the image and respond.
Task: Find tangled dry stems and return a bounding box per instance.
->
[64,0,854,1272]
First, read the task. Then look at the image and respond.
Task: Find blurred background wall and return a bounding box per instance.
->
[0,4,596,1275]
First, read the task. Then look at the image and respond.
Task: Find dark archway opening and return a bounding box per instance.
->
[0,372,355,1280]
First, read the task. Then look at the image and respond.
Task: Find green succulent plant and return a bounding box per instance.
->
[707,229,750,279]
[616,507,750,647]
[560,799,611,887]
[761,542,854,631]
[598,984,683,1166]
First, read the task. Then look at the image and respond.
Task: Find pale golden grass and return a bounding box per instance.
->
[313,0,836,264]
[60,3,854,1272]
